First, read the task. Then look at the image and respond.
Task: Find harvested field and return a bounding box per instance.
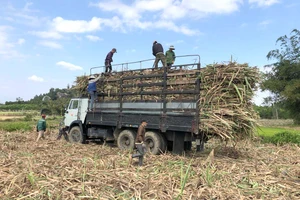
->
[258,119,294,127]
[1,130,299,199]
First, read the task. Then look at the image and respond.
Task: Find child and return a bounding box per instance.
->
[36,114,46,142]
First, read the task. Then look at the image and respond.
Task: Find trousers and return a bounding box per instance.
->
[132,143,146,166]
[88,91,97,110]
[153,53,166,69]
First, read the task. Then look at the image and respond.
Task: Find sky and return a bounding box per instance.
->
[0,0,299,105]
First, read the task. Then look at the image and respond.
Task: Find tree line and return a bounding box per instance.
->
[0,87,77,115]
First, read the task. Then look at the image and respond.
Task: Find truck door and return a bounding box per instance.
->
[64,99,79,126]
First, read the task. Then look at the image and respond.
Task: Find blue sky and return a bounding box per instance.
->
[0,0,299,105]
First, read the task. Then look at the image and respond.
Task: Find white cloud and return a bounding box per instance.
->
[154,20,199,36]
[56,61,83,71]
[0,26,24,59]
[30,31,63,39]
[52,17,103,33]
[182,0,242,14]
[249,0,280,7]
[93,0,242,19]
[17,38,25,45]
[36,0,245,37]
[39,40,62,49]
[92,0,141,20]
[259,20,272,26]
[89,0,244,36]
[28,75,44,82]
[86,35,102,41]
[2,2,47,27]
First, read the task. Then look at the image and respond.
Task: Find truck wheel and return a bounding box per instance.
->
[69,126,85,144]
[145,131,165,155]
[117,130,136,150]
[159,134,167,153]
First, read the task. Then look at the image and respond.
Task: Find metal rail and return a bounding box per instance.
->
[90,54,201,74]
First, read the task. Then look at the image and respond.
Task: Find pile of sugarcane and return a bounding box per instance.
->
[73,68,199,101]
[199,63,260,140]
[72,62,260,139]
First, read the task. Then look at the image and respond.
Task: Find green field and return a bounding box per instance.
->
[257,126,300,137]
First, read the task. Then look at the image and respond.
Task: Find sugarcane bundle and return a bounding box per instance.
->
[73,68,200,101]
[199,63,260,140]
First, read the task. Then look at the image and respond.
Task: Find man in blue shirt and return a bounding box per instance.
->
[87,75,102,111]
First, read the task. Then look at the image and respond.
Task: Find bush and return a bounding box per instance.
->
[262,131,300,145]
[24,114,33,121]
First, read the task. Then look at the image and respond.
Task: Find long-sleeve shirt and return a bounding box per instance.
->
[36,118,46,131]
[165,50,176,64]
[152,43,164,56]
[105,51,114,64]
[135,124,146,143]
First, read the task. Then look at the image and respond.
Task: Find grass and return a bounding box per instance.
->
[257,126,300,146]
[0,117,63,132]
[256,126,298,137]
[0,121,33,132]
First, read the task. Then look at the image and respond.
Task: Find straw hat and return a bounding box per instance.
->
[169,45,175,50]
[89,75,95,80]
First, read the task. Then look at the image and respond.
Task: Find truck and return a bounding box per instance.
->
[62,55,206,155]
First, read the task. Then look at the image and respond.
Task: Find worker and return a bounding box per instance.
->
[132,120,148,166]
[152,41,166,69]
[165,45,176,68]
[36,113,46,142]
[87,74,102,111]
[105,48,117,73]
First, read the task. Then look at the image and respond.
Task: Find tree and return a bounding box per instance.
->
[16,97,24,103]
[262,29,300,124]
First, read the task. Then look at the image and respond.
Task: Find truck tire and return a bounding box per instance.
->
[117,130,136,150]
[69,126,85,144]
[145,131,166,155]
[159,134,167,153]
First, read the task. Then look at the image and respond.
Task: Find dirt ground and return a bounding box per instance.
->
[0,116,24,120]
[0,130,299,200]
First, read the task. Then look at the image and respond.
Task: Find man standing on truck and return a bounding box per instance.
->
[105,48,117,73]
[165,45,176,68]
[36,113,46,142]
[87,74,102,111]
[132,120,148,166]
[152,41,166,69]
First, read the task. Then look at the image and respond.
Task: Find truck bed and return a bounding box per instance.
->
[87,101,198,133]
